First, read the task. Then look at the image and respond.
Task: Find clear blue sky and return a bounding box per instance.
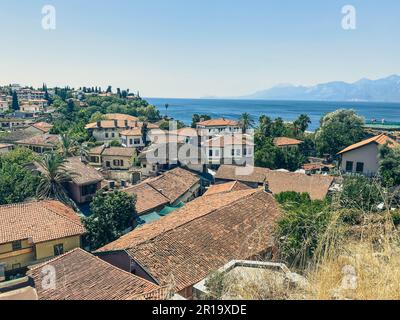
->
[1,0,399,98]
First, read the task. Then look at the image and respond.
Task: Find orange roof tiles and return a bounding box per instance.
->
[337,134,399,155]
[0,200,85,245]
[120,128,142,136]
[273,137,303,147]
[203,181,251,196]
[31,122,53,133]
[124,183,170,215]
[63,157,104,185]
[125,190,281,292]
[197,118,239,127]
[96,188,258,253]
[104,113,139,122]
[27,248,161,300]
[215,165,334,200]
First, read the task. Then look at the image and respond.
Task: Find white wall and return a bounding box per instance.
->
[340,143,380,176]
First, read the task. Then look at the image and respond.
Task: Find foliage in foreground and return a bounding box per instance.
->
[84,190,137,250]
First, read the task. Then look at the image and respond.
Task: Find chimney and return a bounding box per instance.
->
[125,120,128,128]
[263,180,272,193]
[97,121,101,128]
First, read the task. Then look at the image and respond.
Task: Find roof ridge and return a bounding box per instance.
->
[42,201,84,228]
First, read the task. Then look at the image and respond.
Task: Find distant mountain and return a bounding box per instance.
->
[239,75,400,102]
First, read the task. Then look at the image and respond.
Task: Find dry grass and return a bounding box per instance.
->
[307,213,400,300]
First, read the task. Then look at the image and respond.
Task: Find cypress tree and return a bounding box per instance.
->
[12,91,19,111]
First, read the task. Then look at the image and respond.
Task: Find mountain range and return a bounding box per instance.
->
[237,75,400,102]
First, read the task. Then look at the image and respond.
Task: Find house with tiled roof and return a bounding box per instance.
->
[63,157,104,204]
[15,134,59,154]
[0,201,85,278]
[85,114,159,143]
[0,143,13,154]
[27,122,53,134]
[202,133,254,168]
[87,145,137,171]
[95,188,282,299]
[273,137,303,148]
[337,134,398,176]
[26,248,168,300]
[196,118,241,138]
[215,165,334,200]
[123,167,201,215]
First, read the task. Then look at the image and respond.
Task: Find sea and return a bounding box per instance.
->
[146,98,400,132]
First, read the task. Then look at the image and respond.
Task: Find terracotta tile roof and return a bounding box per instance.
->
[170,127,199,137]
[197,118,239,127]
[273,137,303,147]
[302,163,335,171]
[96,188,258,252]
[27,248,161,300]
[0,200,85,245]
[16,134,60,147]
[105,113,139,122]
[31,122,53,133]
[124,183,170,215]
[337,134,399,155]
[85,120,139,130]
[63,157,104,185]
[88,145,106,155]
[215,165,334,200]
[120,128,142,136]
[0,143,13,149]
[109,189,281,292]
[204,181,251,196]
[203,134,254,147]
[101,147,136,157]
[146,167,200,203]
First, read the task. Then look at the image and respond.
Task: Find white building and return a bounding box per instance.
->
[120,128,145,148]
[196,118,241,139]
[16,89,45,101]
[338,134,399,176]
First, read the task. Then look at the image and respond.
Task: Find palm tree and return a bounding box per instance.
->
[239,113,255,133]
[294,114,311,133]
[58,133,79,157]
[36,152,76,208]
[165,104,169,118]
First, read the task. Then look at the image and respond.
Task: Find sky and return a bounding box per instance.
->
[0,0,400,98]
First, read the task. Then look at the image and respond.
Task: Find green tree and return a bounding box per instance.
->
[57,133,79,157]
[35,152,76,207]
[11,91,19,111]
[275,192,331,268]
[379,145,400,188]
[293,114,311,134]
[315,109,366,156]
[0,148,40,205]
[84,190,137,249]
[239,112,255,133]
[191,114,211,128]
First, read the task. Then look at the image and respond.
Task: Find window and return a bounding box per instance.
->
[129,139,133,145]
[12,240,22,251]
[54,244,64,256]
[356,162,364,173]
[81,183,97,196]
[12,263,21,270]
[113,159,124,167]
[105,133,109,138]
[89,156,99,163]
[345,161,354,172]
[111,133,115,138]
[209,150,213,157]
[134,138,141,145]
[236,149,241,156]
[231,149,235,156]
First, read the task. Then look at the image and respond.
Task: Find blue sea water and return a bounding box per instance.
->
[146,98,400,131]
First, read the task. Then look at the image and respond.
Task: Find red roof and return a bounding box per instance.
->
[338,134,399,155]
